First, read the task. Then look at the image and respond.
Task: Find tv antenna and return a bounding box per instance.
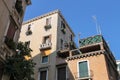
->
[92,15,102,35]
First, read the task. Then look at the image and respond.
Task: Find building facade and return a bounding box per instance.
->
[19,10,118,80]
[19,10,76,80]
[0,0,31,80]
[67,35,118,80]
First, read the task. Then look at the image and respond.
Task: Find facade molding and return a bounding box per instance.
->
[67,50,105,61]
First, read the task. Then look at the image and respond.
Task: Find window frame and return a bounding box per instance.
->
[77,60,90,79]
[41,56,49,64]
[56,64,67,80]
[39,68,48,80]
[46,17,51,25]
[25,41,30,48]
[117,62,120,71]
[42,35,51,44]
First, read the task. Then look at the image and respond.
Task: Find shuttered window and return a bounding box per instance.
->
[6,18,16,40]
[79,61,89,78]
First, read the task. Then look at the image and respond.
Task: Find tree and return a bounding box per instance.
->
[4,42,35,80]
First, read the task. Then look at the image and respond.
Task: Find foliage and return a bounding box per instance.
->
[61,28,66,34]
[4,42,35,80]
[44,24,51,31]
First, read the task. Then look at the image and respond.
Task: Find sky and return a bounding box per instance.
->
[24,0,120,60]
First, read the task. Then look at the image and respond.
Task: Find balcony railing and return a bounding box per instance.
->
[0,43,15,61]
[40,42,52,50]
[74,70,93,80]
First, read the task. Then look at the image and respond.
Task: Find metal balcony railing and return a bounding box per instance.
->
[40,42,52,50]
[74,70,93,80]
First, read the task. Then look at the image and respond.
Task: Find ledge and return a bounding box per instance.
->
[67,50,105,61]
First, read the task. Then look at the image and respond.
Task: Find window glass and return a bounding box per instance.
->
[43,35,51,44]
[61,21,65,29]
[42,56,48,63]
[40,70,47,80]
[57,66,66,80]
[25,41,30,48]
[46,17,51,25]
[79,61,89,78]
[6,18,16,40]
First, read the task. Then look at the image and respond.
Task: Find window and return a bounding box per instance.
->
[46,17,51,25]
[6,18,17,40]
[60,39,63,49]
[61,21,65,29]
[42,56,48,63]
[40,70,48,80]
[26,24,32,36]
[25,41,30,48]
[61,21,66,34]
[70,34,73,41]
[57,66,66,80]
[78,61,89,78]
[43,35,51,44]
[5,18,17,50]
[44,18,52,31]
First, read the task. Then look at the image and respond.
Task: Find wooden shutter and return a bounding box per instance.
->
[6,18,16,40]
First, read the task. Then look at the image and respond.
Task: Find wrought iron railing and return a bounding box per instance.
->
[40,42,52,50]
[74,70,93,80]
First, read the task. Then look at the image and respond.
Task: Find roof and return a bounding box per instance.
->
[79,35,103,47]
[22,10,75,36]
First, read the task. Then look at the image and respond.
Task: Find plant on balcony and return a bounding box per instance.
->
[61,28,66,34]
[26,30,32,36]
[44,24,51,31]
[4,37,16,50]
[4,42,35,80]
[15,0,23,15]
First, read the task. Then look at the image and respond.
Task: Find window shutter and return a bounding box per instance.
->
[6,18,16,40]
[79,61,88,78]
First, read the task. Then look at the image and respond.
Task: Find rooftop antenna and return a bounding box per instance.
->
[92,15,102,35]
[78,33,81,47]
[98,25,102,35]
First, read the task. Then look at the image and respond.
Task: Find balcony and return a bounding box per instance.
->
[40,42,52,50]
[0,43,15,61]
[44,24,51,31]
[74,70,93,80]
[57,41,77,58]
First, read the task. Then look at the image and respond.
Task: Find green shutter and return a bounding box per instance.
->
[79,61,89,78]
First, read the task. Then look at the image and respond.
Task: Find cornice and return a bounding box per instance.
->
[22,10,60,25]
[67,50,105,61]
